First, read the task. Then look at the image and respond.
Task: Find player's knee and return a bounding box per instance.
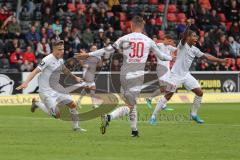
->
[67,101,77,109]
[196,90,203,97]
[165,92,174,100]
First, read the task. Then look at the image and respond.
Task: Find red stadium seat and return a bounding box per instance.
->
[68,3,76,13]
[177,13,186,21]
[77,4,86,12]
[167,13,177,22]
[119,12,127,21]
[149,0,158,5]
[158,4,165,13]
[155,18,162,25]
[168,4,177,13]
[218,13,226,22]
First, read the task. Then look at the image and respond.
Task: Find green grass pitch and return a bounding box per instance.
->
[0,103,240,160]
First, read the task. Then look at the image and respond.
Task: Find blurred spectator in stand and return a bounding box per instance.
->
[109,15,120,30]
[10,48,24,70]
[218,34,231,58]
[73,10,86,31]
[145,19,158,38]
[187,3,197,19]
[36,37,51,59]
[229,21,240,41]
[95,28,106,48]
[64,16,73,31]
[0,5,12,26]
[4,38,21,58]
[229,36,240,57]
[42,7,54,24]
[86,7,97,30]
[5,16,22,39]
[189,18,199,34]
[226,0,239,22]
[111,58,121,71]
[20,6,31,21]
[25,26,41,48]
[197,7,212,31]
[23,45,37,64]
[96,8,108,28]
[105,26,117,41]
[52,19,63,36]
[82,28,94,48]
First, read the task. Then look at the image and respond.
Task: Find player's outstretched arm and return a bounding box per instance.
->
[62,65,83,83]
[202,53,229,64]
[151,42,174,61]
[181,19,192,45]
[16,67,41,90]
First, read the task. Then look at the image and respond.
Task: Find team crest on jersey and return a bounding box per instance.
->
[39,61,45,66]
[0,74,14,95]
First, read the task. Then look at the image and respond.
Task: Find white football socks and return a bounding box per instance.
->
[110,106,130,120]
[129,105,137,131]
[191,95,202,116]
[69,108,79,129]
[151,96,168,118]
[35,101,50,115]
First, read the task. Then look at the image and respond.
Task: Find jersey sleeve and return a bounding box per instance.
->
[194,47,204,58]
[37,57,50,71]
[150,40,172,61]
[168,45,177,52]
[89,45,115,57]
[112,37,123,49]
[89,48,106,57]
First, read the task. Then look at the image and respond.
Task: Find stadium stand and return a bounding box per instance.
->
[0,0,239,72]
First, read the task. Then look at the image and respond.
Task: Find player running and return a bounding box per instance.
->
[16,40,86,132]
[146,35,177,110]
[76,16,174,137]
[149,19,229,125]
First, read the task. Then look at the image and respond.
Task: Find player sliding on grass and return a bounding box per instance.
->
[146,35,177,111]
[76,16,174,137]
[16,40,86,132]
[149,19,230,125]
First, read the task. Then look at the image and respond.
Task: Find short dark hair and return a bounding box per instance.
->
[186,29,195,37]
[131,16,145,27]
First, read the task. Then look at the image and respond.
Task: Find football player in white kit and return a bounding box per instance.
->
[16,40,86,132]
[149,20,229,125]
[76,16,174,137]
[80,44,101,109]
[146,35,177,111]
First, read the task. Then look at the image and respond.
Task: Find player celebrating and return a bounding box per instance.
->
[77,16,174,137]
[149,19,229,125]
[16,40,86,132]
[146,35,177,110]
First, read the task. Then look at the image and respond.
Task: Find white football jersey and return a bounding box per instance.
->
[171,41,204,77]
[156,43,177,68]
[37,54,64,92]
